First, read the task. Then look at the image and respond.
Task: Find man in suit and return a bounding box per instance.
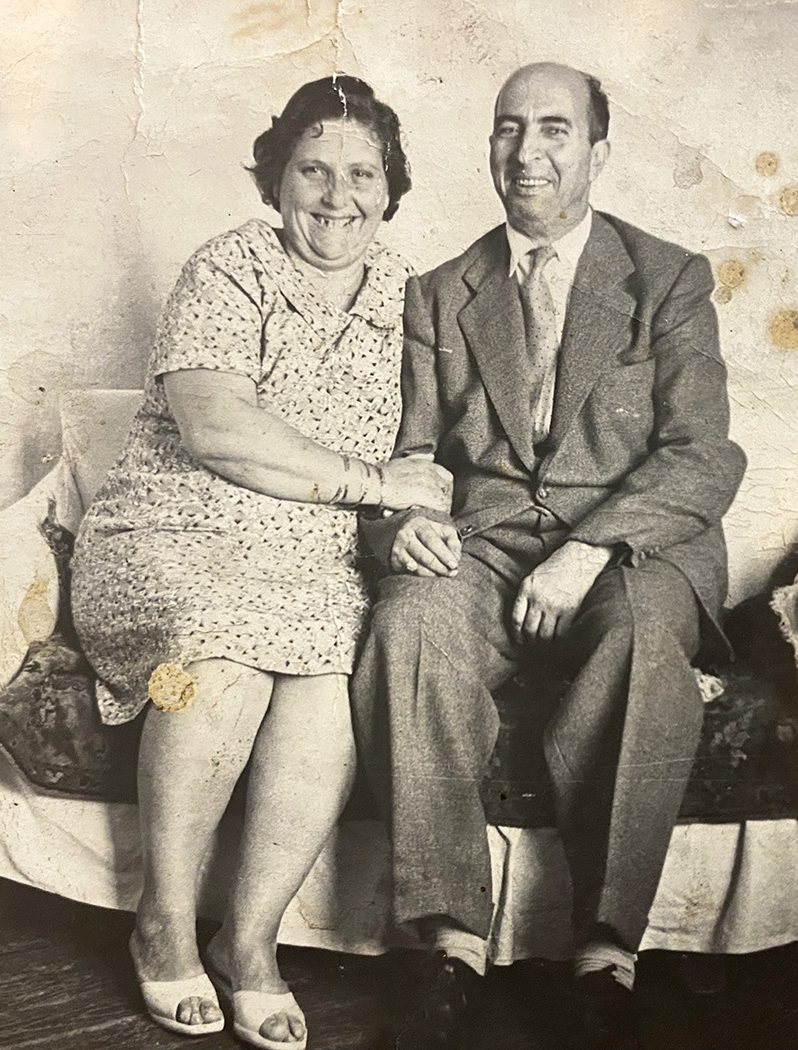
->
[352,62,746,1048]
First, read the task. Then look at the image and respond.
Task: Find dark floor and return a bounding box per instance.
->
[1,877,798,1050]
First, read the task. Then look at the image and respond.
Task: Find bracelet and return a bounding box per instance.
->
[328,456,346,504]
[359,460,384,506]
[357,458,373,507]
[330,454,361,506]
[331,456,384,508]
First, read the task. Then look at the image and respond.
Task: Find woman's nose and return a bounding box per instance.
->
[323,174,349,208]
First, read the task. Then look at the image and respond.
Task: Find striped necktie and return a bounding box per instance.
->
[519,245,559,447]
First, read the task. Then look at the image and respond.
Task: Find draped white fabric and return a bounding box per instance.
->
[4,749,798,961]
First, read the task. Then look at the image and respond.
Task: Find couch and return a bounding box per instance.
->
[1,388,798,963]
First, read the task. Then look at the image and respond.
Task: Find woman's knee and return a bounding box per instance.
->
[178,657,273,718]
[258,674,355,768]
[273,672,351,720]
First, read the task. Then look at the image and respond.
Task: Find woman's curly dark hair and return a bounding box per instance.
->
[249,75,411,222]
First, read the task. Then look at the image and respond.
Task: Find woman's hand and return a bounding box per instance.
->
[380,457,453,513]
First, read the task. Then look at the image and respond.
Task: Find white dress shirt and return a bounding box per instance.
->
[506,208,594,343]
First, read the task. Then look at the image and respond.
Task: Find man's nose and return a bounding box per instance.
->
[323,173,350,208]
[516,130,544,166]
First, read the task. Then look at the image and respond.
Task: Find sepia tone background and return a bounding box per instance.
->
[2,0,797,598]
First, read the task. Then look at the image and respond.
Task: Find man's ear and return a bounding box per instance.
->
[589,139,610,183]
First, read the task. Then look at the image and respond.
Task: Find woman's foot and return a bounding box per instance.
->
[206,929,306,1046]
[131,913,223,1031]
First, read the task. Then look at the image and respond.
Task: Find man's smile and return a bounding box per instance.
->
[509,174,554,193]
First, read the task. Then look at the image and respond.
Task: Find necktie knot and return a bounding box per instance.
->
[526,244,556,281]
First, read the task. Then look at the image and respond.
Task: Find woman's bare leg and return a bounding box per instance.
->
[209,672,355,1042]
[133,657,273,1026]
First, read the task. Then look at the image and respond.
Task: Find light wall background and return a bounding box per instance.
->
[2,0,797,589]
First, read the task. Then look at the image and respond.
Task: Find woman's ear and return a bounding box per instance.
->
[270,178,281,211]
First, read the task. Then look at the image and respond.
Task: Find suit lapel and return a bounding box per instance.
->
[458,228,540,472]
[547,214,638,450]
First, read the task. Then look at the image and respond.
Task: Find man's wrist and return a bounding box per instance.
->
[563,539,614,568]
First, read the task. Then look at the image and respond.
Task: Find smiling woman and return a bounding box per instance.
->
[249,77,411,289]
[277,120,389,291]
[69,75,451,1049]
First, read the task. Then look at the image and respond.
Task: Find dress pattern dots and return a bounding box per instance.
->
[71,219,411,725]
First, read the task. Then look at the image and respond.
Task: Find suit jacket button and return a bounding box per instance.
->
[537,487,549,500]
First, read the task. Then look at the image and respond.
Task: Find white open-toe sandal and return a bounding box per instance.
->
[136,972,225,1036]
[130,935,224,1036]
[233,989,308,1050]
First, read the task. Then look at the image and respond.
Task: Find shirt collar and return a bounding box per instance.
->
[506,207,593,278]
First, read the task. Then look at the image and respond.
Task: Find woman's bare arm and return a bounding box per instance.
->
[163,368,453,511]
[164,368,354,503]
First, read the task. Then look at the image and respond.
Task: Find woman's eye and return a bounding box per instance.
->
[352,168,374,180]
[302,165,323,176]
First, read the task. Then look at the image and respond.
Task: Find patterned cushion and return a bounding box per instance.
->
[481,664,798,826]
[0,632,141,800]
[0,503,141,800]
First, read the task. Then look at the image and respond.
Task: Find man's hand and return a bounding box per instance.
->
[511,540,614,643]
[390,514,462,577]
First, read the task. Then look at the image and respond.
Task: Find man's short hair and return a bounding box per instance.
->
[585,74,610,144]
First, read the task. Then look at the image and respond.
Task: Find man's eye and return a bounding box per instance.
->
[544,126,568,139]
[495,123,520,138]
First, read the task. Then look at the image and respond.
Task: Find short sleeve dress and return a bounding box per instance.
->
[71,219,412,725]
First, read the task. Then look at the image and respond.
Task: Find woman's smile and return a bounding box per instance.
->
[310,214,358,227]
[307,212,363,240]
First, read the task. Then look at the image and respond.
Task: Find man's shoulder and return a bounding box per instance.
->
[596,211,705,276]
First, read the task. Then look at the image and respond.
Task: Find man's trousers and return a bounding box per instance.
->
[351,544,703,952]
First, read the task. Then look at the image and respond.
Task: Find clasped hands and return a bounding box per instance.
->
[390,512,612,643]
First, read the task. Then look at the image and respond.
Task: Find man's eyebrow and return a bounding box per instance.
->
[492,113,573,128]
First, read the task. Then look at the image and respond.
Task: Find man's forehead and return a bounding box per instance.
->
[495,65,589,119]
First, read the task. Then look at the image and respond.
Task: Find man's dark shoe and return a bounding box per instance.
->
[395,950,482,1049]
[575,967,640,1050]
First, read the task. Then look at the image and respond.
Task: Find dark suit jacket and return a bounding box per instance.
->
[364,211,747,652]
